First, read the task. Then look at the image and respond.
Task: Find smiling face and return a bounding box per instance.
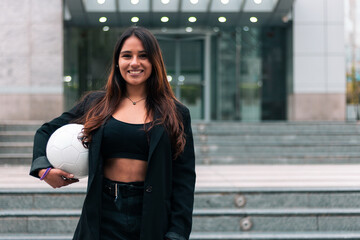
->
[118,35,152,89]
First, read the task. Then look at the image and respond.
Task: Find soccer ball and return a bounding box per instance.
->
[46,124,88,179]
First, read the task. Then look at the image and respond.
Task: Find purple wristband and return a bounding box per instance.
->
[40,167,52,180]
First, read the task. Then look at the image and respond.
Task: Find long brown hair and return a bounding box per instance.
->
[76,26,185,159]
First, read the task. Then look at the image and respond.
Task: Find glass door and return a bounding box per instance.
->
[157,36,204,120]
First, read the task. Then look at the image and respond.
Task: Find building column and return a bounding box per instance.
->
[288,0,346,121]
[0,0,63,121]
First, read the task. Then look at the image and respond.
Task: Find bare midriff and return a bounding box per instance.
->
[103,158,147,182]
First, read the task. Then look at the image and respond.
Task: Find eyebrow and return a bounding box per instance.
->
[120,50,147,54]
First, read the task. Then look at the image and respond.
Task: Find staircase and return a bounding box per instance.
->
[1,186,360,239]
[0,121,41,165]
[2,121,360,165]
[1,121,360,239]
[193,121,360,164]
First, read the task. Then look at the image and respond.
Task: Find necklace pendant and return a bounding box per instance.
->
[133,102,136,105]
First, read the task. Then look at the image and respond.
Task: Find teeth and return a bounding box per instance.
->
[129,70,142,74]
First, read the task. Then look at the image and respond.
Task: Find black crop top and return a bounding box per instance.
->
[101,116,151,161]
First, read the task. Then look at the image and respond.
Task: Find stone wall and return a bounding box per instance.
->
[0,0,63,121]
[289,0,346,121]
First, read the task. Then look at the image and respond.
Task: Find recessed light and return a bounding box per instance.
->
[97,0,106,4]
[243,26,249,31]
[167,75,172,82]
[253,0,262,4]
[131,0,139,4]
[178,75,185,82]
[161,16,169,23]
[131,17,139,23]
[221,0,229,4]
[102,26,110,31]
[161,0,170,4]
[218,16,226,23]
[188,16,197,23]
[99,17,107,23]
[190,0,198,4]
[250,17,258,23]
[185,27,193,32]
[64,76,72,82]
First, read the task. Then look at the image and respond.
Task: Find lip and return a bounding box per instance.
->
[127,70,144,74]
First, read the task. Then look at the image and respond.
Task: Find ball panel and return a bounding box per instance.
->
[46,124,89,179]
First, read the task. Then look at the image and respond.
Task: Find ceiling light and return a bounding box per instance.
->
[250,17,258,23]
[190,0,198,4]
[99,17,107,23]
[185,27,193,32]
[64,76,72,82]
[167,75,172,82]
[161,16,169,23]
[188,16,197,23]
[131,17,139,23]
[131,0,139,4]
[178,75,185,82]
[102,26,110,31]
[161,0,170,4]
[97,0,106,4]
[253,0,262,4]
[243,26,249,31]
[221,0,229,4]
[218,16,226,23]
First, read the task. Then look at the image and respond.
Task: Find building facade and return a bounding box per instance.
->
[0,0,346,122]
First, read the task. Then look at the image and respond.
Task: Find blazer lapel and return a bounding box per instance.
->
[148,113,165,164]
[88,124,104,187]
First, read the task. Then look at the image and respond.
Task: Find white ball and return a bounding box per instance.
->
[46,124,89,179]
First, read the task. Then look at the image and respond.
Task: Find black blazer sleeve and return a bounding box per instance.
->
[166,105,196,240]
[29,91,104,178]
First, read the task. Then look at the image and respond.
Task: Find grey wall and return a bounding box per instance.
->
[0,0,63,120]
[288,0,346,121]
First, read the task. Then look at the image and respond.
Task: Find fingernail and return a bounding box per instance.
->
[69,174,74,178]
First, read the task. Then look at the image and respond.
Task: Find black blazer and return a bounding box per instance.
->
[30,91,196,240]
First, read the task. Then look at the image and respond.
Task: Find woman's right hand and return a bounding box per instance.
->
[38,168,79,188]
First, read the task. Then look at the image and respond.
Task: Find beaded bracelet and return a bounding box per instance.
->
[40,167,52,180]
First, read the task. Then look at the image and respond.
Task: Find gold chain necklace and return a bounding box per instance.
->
[125,95,146,105]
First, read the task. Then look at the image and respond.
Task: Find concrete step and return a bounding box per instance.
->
[196,156,360,165]
[7,143,360,154]
[0,143,32,154]
[192,123,360,135]
[3,165,360,189]
[0,132,35,142]
[2,232,360,240]
[0,154,32,165]
[2,188,360,211]
[0,122,41,132]
[1,208,360,234]
[190,232,360,239]
[195,153,360,165]
[195,138,360,145]
[195,145,360,153]
[0,234,70,240]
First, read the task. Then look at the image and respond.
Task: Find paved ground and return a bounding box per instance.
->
[2,164,360,190]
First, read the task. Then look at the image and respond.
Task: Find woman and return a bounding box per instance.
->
[29,26,196,240]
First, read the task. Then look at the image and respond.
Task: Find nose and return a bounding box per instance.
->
[130,56,140,67]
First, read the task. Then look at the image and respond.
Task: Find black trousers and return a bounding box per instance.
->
[100,178,144,240]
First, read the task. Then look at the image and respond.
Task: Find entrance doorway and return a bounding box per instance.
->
[157,35,205,120]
